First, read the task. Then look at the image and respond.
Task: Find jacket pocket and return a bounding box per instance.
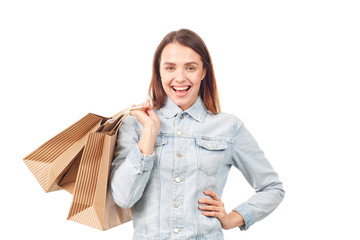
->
[196,138,229,176]
[153,136,168,168]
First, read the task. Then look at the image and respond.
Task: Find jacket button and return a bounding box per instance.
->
[174,177,181,183]
[176,130,183,136]
[176,153,183,158]
[173,228,180,234]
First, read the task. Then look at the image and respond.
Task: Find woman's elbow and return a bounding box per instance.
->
[110,184,136,209]
[261,181,285,201]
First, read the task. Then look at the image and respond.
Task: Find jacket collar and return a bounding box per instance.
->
[160,96,208,123]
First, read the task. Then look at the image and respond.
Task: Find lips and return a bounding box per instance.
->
[172,86,191,92]
[171,85,191,97]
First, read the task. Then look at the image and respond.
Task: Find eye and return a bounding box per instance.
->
[165,66,175,71]
[187,66,196,71]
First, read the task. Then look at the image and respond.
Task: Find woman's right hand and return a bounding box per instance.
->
[130,99,160,155]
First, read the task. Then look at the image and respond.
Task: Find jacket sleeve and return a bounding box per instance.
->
[231,118,285,230]
[109,115,155,209]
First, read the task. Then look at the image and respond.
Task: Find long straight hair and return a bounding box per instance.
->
[148,29,221,114]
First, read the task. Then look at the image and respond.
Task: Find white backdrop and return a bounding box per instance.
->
[1,1,359,239]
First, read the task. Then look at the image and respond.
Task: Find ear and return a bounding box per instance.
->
[201,68,206,81]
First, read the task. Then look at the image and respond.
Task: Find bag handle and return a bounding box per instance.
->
[109,106,146,135]
[110,105,146,119]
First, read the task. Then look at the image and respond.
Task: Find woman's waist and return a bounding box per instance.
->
[132,229,224,240]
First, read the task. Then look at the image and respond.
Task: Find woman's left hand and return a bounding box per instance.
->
[198,190,245,230]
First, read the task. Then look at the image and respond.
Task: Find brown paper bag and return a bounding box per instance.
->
[67,131,133,230]
[23,113,106,192]
[66,107,145,230]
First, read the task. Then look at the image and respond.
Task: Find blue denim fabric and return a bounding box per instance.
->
[110,97,284,240]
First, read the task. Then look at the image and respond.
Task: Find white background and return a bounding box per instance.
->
[1,0,359,239]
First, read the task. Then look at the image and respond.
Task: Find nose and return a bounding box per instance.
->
[175,69,186,82]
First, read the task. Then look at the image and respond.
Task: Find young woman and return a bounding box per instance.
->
[110,29,284,240]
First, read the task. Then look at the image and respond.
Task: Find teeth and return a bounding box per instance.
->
[173,86,190,91]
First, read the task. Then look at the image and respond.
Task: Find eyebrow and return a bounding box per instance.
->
[163,61,199,66]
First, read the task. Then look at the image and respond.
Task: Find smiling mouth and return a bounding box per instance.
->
[172,86,191,92]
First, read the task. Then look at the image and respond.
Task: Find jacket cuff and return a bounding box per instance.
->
[130,144,155,172]
[233,203,256,231]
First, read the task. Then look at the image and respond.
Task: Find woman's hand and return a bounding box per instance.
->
[130,99,160,155]
[198,190,245,230]
[130,100,160,132]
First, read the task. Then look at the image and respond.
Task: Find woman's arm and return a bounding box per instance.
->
[231,119,285,230]
[110,100,160,208]
[198,118,284,230]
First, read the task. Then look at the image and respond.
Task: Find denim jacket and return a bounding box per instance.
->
[110,97,284,240]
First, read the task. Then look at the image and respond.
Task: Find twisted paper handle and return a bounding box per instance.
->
[109,106,146,135]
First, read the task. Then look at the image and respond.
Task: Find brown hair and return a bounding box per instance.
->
[148,29,221,114]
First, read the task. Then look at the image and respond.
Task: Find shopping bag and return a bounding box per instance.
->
[67,108,140,230]
[23,113,106,192]
[58,149,83,194]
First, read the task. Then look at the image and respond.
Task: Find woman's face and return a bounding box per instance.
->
[159,42,206,111]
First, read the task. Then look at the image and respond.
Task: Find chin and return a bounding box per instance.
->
[172,97,195,111]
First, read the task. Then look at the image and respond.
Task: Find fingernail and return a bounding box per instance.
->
[198,199,204,203]
[198,206,203,209]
